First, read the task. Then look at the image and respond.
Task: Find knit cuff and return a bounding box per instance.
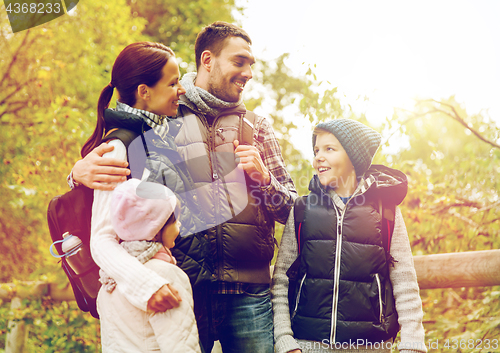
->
[275,334,301,353]
[67,168,80,189]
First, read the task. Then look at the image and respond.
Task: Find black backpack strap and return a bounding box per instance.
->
[286,196,308,283]
[103,128,141,178]
[239,110,256,146]
[379,198,397,266]
[103,128,139,148]
[293,196,308,254]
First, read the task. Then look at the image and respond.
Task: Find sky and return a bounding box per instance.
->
[234,0,500,158]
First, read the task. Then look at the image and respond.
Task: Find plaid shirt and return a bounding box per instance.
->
[253,114,297,223]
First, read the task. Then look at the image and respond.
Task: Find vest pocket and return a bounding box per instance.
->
[375,273,383,323]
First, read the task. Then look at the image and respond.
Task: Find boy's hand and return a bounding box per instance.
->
[234,140,271,186]
[147,284,182,312]
[73,143,130,190]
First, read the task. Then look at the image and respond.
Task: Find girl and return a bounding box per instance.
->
[97,178,200,352]
[272,119,427,353]
[83,42,212,351]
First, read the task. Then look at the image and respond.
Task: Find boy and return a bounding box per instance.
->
[272,119,427,353]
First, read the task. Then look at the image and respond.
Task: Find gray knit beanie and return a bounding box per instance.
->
[312,119,382,177]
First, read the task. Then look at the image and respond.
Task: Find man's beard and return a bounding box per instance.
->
[207,62,240,103]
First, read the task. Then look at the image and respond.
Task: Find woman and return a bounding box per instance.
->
[84,42,211,352]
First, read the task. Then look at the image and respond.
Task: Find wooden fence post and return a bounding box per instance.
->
[5,297,28,353]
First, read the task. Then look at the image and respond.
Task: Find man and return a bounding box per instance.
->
[70,22,297,352]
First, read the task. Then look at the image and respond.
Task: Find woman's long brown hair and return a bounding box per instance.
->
[81,42,175,157]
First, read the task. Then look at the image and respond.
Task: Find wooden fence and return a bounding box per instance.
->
[2,249,500,353]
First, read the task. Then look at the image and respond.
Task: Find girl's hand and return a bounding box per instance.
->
[147,283,182,312]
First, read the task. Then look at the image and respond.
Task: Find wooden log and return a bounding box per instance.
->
[1,249,500,304]
[0,281,74,302]
[414,249,500,289]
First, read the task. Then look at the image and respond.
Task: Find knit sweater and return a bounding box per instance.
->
[91,139,170,311]
[272,205,427,353]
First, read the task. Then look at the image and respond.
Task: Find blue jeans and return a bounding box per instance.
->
[196,283,274,353]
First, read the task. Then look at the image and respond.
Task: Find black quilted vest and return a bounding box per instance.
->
[289,166,407,343]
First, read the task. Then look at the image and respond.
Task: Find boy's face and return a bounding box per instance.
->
[313,132,356,190]
[161,219,181,249]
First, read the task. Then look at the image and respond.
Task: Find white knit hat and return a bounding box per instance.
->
[111,179,177,241]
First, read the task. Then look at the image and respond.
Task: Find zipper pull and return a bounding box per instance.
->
[217,128,225,141]
[213,172,219,180]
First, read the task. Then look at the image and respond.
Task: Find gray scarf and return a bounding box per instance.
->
[181,72,241,117]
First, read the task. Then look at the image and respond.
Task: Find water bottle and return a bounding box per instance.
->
[50,232,101,297]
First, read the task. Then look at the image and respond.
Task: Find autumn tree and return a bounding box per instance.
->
[381,97,500,346]
[126,0,238,73]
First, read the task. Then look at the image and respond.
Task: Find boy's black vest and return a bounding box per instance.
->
[288,165,407,344]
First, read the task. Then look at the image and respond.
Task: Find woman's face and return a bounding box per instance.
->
[143,58,186,116]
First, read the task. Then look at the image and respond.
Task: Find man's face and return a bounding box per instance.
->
[207,36,255,103]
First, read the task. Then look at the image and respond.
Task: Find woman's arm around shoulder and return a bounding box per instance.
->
[70,142,130,190]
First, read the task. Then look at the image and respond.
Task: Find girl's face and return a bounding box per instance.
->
[141,58,186,116]
[313,132,356,194]
[161,218,181,249]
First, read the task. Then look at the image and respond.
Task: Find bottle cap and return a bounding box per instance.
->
[61,233,82,253]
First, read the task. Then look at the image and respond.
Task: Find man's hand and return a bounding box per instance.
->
[147,283,182,312]
[234,140,271,186]
[73,143,130,191]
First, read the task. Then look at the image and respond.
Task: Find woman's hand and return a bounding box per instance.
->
[288,350,301,353]
[147,284,182,312]
[73,143,130,190]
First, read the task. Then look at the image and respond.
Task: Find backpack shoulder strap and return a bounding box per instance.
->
[103,128,140,148]
[379,198,397,263]
[293,196,308,254]
[103,128,142,178]
[239,110,257,146]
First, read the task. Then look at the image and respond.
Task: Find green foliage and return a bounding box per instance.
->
[127,0,239,74]
[0,0,147,282]
[1,0,499,349]
[1,0,147,349]
[0,299,100,352]
[379,97,500,350]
